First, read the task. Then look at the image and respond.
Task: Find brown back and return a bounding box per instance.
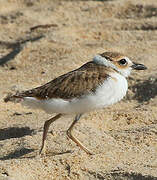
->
[18,61,111,100]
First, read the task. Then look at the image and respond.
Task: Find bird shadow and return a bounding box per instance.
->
[43,150,73,157]
[0,126,35,141]
[0,35,44,66]
[130,77,157,103]
[0,147,34,160]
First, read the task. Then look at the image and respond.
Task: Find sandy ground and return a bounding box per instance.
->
[0,0,157,179]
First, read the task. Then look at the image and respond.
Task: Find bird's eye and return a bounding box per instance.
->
[119,59,127,65]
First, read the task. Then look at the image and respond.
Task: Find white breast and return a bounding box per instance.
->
[93,72,128,107]
[68,72,128,113]
[22,72,128,114]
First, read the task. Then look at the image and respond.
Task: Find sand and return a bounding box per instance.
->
[0,0,157,179]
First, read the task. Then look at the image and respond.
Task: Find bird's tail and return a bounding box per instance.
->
[4,92,23,103]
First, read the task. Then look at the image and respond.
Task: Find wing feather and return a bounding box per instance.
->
[14,62,110,100]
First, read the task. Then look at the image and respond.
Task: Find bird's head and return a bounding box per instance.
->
[93,52,147,77]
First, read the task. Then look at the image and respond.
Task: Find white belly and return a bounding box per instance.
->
[22,72,128,114]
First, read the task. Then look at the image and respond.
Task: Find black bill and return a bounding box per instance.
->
[131,62,147,70]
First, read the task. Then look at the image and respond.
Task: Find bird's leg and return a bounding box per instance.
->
[39,113,62,154]
[66,114,92,155]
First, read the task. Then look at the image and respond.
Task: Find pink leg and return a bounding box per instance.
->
[67,114,92,155]
[39,113,62,154]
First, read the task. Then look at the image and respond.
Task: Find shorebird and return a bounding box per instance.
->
[4,51,147,155]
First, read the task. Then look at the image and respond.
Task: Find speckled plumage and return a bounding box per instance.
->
[4,51,147,154]
[13,61,111,100]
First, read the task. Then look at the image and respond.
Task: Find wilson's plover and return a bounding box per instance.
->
[4,51,147,155]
